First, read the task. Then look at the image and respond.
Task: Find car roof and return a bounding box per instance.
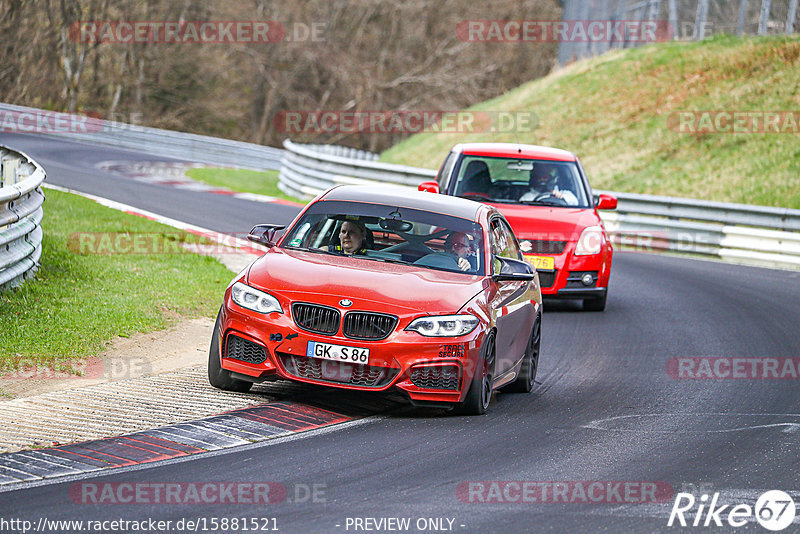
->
[320,185,486,221]
[453,142,577,162]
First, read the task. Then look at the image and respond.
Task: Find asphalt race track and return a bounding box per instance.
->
[0,132,299,233]
[2,132,799,533]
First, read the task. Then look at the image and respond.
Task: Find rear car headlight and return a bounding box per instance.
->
[230,282,283,314]
[405,315,479,337]
[575,226,604,256]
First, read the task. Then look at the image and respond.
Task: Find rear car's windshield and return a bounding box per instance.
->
[280,200,485,276]
[453,155,591,208]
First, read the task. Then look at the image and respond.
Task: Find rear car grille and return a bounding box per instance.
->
[343,312,397,340]
[409,365,461,390]
[278,354,397,387]
[225,334,267,364]
[538,270,557,288]
[527,240,567,254]
[292,303,340,335]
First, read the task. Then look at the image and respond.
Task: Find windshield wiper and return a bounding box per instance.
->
[362,256,410,266]
[518,199,567,207]
[285,246,339,256]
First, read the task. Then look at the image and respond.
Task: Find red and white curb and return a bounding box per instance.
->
[96,160,303,207]
[0,401,355,487]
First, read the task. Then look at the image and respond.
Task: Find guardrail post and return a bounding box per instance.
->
[738,0,750,35]
[668,0,678,39]
[758,0,772,35]
[694,0,710,40]
[2,155,20,186]
[648,0,661,22]
[787,0,798,33]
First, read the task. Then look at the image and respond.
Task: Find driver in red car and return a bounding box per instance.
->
[445,231,475,272]
[520,163,578,205]
[322,220,370,255]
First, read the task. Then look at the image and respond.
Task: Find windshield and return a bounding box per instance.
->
[453,155,590,208]
[281,200,485,276]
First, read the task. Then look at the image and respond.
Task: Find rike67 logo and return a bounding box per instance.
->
[668,490,796,531]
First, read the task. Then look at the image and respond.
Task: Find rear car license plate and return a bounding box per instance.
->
[524,254,555,271]
[307,341,370,364]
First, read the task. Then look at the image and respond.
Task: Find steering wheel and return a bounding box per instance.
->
[382,228,450,255]
[414,252,460,270]
[532,192,568,206]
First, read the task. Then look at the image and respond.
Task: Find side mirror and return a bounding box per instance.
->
[596,194,617,210]
[418,181,440,194]
[492,256,536,282]
[248,224,286,247]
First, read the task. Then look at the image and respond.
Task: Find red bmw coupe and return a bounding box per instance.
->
[209,185,542,414]
[420,143,617,311]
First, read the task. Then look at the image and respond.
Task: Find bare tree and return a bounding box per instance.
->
[43,0,109,111]
[1,0,561,151]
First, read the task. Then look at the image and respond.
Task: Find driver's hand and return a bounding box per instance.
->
[552,190,564,199]
[458,257,470,271]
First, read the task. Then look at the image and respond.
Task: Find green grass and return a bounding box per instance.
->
[186,167,304,203]
[0,189,234,376]
[380,34,800,209]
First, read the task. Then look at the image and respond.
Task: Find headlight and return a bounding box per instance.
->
[575,226,604,256]
[405,315,479,337]
[230,282,283,314]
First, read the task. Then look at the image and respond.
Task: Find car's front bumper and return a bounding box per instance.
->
[526,245,612,296]
[547,287,607,300]
[218,304,485,404]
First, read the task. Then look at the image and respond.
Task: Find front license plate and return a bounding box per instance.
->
[307,341,370,364]
[524,254,555,271]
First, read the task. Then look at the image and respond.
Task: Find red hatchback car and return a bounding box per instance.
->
[209,185,542,414]
[420,143,617,311]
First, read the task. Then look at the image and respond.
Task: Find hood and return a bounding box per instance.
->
[246,248,485,314]
[490,203,601,242]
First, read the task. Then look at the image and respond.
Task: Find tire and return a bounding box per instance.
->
[208,310,253,393]
[453,331,495,415]
[583,292,607,312]
[502,314,540,393]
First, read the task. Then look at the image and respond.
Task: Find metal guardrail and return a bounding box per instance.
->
[0,145,46,289]
[278,140,800,270]
[0,103,283,171]
[599,198,800,270]
[279,139,434,198]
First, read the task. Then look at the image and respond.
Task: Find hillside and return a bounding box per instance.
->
[380,35,800,209]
